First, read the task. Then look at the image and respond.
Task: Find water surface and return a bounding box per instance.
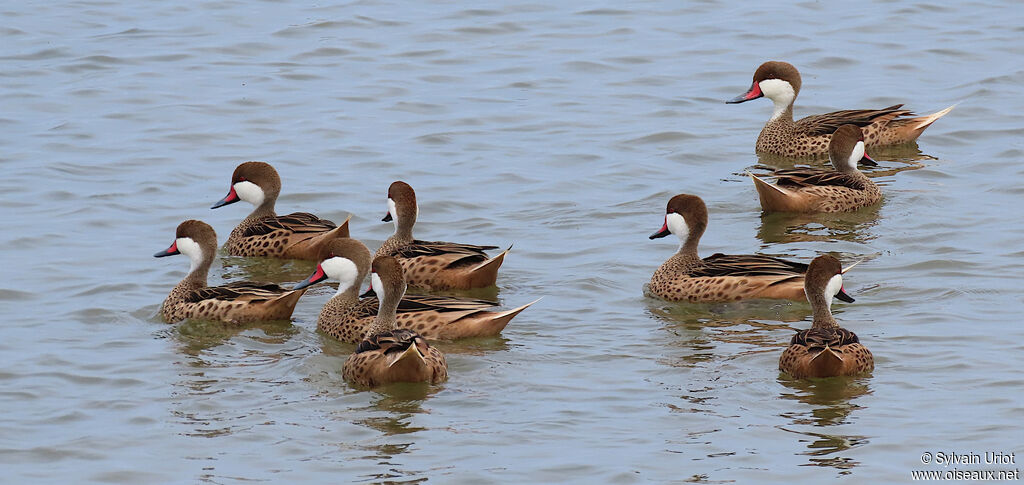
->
[2,1,1023,482]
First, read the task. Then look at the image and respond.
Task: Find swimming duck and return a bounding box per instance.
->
[294,238,537,342]
[648,194,810,302]
[211,161,350,260]
[154,220,306,323]
[749,124,882,213]
[779,254,873,378]
[374,181,508,291]
[728,61,954,157]
[342,256,448,387]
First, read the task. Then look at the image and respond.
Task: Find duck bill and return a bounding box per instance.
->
[836,286,855,303]
[211,186,239,209]
[293,264,327,290]
[386,343,425,368]
[382,212,393,222]
[154,241,180,258]
[727,81,763,104]
[858,153,878,167]
[649,220,670,239]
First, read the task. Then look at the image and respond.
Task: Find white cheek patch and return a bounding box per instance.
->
[758,78,796,120]
[847,141,866,170]
[175,237,203,273]
[824,274,844,311]
[322,257,359,296]
[666,212,689,246]
[234,180,265,206]
[387,198,398,229]
[371,273,385,308]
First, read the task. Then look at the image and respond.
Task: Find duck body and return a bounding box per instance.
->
[779,327,873,378]
[318,291,534,343]
[225,211,349,260]
[342,329,448,387]
[155,220,305,324]
[649,252,806,302]
[375,237,506,291]
[212,161,349,261]
[161,280,304,324]
[729,61,954,157]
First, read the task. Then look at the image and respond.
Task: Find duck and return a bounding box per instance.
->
[154,220,306,324]
[779,254,872,378]
[727,61,954,157]
[342,256,448,387]
[648,194,811,302]
[293,238,537,342]
[374,181,509,291]
[749,124,882,213]
[211,161,350,260]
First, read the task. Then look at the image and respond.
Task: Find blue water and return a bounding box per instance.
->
[2,1,1022,482]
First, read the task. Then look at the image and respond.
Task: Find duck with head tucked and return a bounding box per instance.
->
[375,181,509,291]
[779,254,872,378]
[211,161,350,260]
[749,124,882,213]
[342,256,448,387]
[154,220,306,324]
[294,238,537,343]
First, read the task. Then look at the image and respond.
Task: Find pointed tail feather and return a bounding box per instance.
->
[748,171,801,212]
[911,104,955,131]
[269,289,306,316]
[481,297,540,335]
[466,245,510,287]
[452,297,540,338]
[808,347,845,378]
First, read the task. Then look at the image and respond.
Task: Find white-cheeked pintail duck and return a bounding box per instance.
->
[375,181,508,291]
[779,254,873,378]
[211,161,350,260]
[342,256,448,387]
[154,220,306,324]
[749,124,882,213]
[728,61,954,157]
[648,194,811,302]
[294,238,537,343]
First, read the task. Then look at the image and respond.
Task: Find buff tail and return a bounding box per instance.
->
[807,346,845,378]
[465,245,510,288]
[466,297,540,337]
[748,172,805,213]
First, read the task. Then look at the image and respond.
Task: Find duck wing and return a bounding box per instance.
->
[241,212,336,237]
[692,253,808,277]
[796,104,912,136]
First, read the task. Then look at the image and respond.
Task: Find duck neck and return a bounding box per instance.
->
[244,199,277,222]
[365,287,401,337]
[393,213,415,243]
[809,293,838,329]
[328,283,361,310]
[770,101,794,124]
